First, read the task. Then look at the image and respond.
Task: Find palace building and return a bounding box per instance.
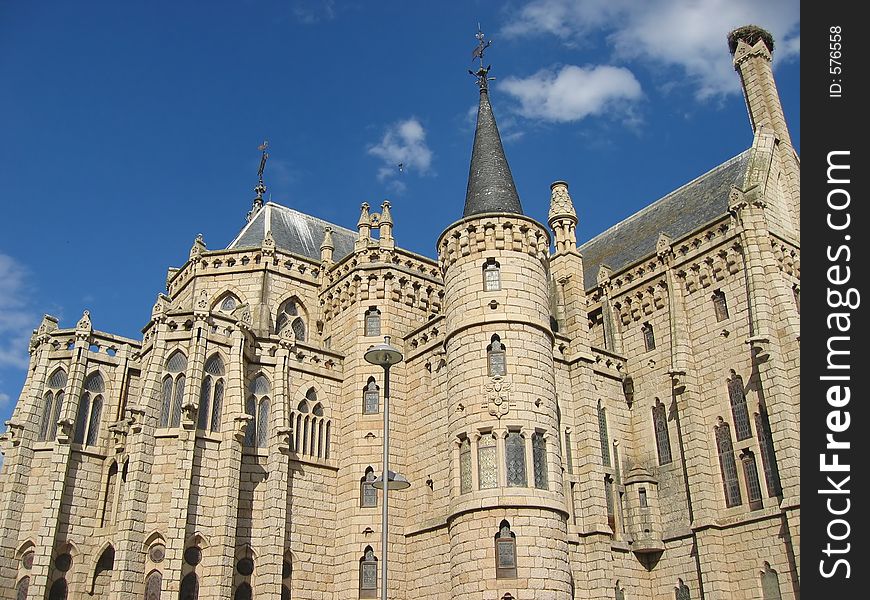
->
[0,26,799,599]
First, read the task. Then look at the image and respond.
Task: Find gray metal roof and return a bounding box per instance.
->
[578,150,750,289]
[463,88,524,217]
[228,203,357,262]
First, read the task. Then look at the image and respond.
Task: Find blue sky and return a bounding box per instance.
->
[0,0,799,425]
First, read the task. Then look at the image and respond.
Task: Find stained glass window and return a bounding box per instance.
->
[160,376,173,428]
[564,430,574,474]
[144,571,162,600]
[179,573,198,600]
[244,396,256,448]
[505,431,526,487]
[219,295,238,313]
[728,373,752,441]
[211,379,224,433]
[73,393,91,444]
[477,435,497,490]
[716,421,742,507]
[675,581,690,600]
[761,563,782,600]
[653,400,672,465]
[197,378,212,430]
[86,396,103,446]
[48,579,67,600]
[532,432,548,490]
[170,375,185,428]
[459,437,472,494]
[15,576,28,600]
[257,398,270,448]
[276,299,299,334]
[292,318,306,341]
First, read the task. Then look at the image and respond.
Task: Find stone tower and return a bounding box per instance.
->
[437,60,571,599]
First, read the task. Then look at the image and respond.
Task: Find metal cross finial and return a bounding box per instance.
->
[469,25,495,90]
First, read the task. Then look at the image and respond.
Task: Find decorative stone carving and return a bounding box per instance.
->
[189,233,206,260]
[75,310,92,338]
[548,180,576,222]
[194,289,210,314]
[262,229,276,255]
[109,417,133,452]
[233,414,253,444]
[232,303,253,329]
[484,376,513,419]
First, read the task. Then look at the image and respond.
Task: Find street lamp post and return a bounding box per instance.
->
[364,336,407,600]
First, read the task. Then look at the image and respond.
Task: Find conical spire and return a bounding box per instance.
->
[462,28,523,218]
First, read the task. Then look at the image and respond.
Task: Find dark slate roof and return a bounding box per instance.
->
[578,151,750,289]
[463,88,524,217]
[228,202,357,262]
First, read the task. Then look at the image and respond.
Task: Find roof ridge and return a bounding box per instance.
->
[579,150,750,250]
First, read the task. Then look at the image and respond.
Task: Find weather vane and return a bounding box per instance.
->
[255,140,269,198]
[469,24,495,90]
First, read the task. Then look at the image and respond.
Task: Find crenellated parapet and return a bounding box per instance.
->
[437,213,551,274]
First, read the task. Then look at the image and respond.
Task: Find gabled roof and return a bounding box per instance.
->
[227,202,357,262]
[578,150,750,289]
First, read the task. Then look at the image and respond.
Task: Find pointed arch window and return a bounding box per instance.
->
[234,583,252,600]
[160,352,187,428]
[364,307,381,337]
[359,546,378,598]
[144,570,162,600]
[532,432,548,490]
[360,466,378,508]
[653,399,672,465]
[459,436,472,494]
[755,405,782,497]
[505,431,527,487]
[198,355,225,432]
[642,322,656,351]
[487,335,507,377]
[477,433,497,490]
[15,577,29,600]
[675,580,691,600]
[101,461,119,527]
[74,372,104,446]
[39,369,67,441]
[712,290,729,321]
[48,579,67,600]
[727,371,752,440]
[276,298,305,338]
[564,430,574,474]
[90,546,114,595]
[179,573,198,600]
[761,562,782,600]
[598,401,611,467]
[715,420,742,507]
[294,387,329,459]
[363,377,379,415]
[741,450,764,510]
[245,375,270,449]
[494,521,517,579]
[483,259,501,291]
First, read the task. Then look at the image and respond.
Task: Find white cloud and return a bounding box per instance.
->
[502,0,800,98]
[499,65,642,122]
[0,254,37,371]
[367,117,434,183]
[290,0,336,24]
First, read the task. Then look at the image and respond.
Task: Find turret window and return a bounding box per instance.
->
[360,467,378,508]
[363,377,379,414]
[364,307,381,337]
[483,259,501,291]
[532,432,548,490]
[487,335,507,377]
[642,322,656,351]
[459,436,472,494]
[712,290,730,321]
[359,547,378,598]
[494,521,517,579]
[505,431,527,487]
[477,433,497,490]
